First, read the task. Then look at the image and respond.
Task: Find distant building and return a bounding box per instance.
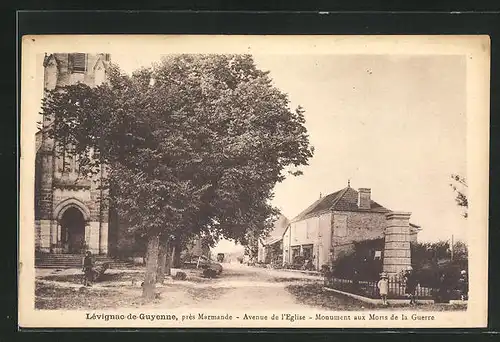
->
[282,184,421,271]
[211,239,245,263]
[257,214,289,264]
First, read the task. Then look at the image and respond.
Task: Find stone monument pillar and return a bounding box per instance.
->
[383,211,412,277]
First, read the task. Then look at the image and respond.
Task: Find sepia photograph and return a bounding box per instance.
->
[19,35,489,328]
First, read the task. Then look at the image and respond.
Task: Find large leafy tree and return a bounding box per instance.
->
[43,54,313,299]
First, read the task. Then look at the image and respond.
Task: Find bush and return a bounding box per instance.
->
[411,240,468,294]
[411,240,468,269]
[320,264,331,275]
[415,260,466,288]
[271,263,284,269]
[202,268,217,278]
[293,255,305,265]
[173,271,187,280]
[330,251,382,281]
[297,260,315,271]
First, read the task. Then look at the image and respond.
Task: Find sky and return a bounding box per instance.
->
[92,53,469,246]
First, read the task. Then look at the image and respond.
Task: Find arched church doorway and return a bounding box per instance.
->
[60,207,86,254]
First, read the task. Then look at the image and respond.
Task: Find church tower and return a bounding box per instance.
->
[35,53,111,255]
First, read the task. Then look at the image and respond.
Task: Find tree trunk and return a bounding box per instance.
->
[165,244,172,276]
[156,239,169,284]
[173,240,182,268]
[143,234,160,300]
[169,244,175,271]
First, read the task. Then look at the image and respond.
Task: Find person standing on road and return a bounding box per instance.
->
[82,251,94,287]
[458,270,468,301]
[378,272,389,306]
[404,268,418,305]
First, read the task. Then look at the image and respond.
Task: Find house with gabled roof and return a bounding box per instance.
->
[282,183,421,271]
[257,214,289,264]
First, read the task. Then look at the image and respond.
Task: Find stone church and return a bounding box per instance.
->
[35,53,113,256]
[35,54,218,267]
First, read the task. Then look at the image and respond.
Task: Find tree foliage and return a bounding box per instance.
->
[42,54,314,297]
[411,240,468,269]
[449,174,468,218]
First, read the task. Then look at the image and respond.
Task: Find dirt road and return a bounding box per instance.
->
[172,263,321,310]
[35,262,323,310]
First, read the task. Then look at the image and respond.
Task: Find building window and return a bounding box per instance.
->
[70,53,87,73]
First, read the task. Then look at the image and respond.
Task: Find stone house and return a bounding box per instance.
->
[257,215,289,264]
[282,184,421,272]
[35,53,113,255]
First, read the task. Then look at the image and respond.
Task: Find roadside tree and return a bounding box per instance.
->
[43,54,313,299]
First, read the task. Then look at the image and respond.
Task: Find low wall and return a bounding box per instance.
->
[325,277,434,299]
[323,287,436,305]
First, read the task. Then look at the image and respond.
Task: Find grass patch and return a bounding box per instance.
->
[287,283,377,310]
[35,281,143,310]
[42,271,144,284]
[40,269,220,286]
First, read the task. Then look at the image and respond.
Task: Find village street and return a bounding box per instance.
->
[37,262,370,311]
[162,263,322,311]
[36,261,467,312]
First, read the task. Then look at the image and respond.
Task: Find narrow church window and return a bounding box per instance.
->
[74,154,81,175]
[70,53,87,73]
[66,154,74,174]
[57,145,67,173]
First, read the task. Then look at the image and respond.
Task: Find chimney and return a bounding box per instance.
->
[358,188,371,209]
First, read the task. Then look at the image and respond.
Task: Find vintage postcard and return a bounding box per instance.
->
[19,35,490,328]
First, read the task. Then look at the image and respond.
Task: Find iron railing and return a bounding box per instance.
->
[324,277,434,299]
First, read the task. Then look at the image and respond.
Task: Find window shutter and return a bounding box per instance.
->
[70,53,86,73]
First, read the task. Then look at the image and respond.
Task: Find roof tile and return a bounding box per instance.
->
[291,186,390,222]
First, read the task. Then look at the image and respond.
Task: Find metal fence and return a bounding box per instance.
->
[325,277,434,299]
